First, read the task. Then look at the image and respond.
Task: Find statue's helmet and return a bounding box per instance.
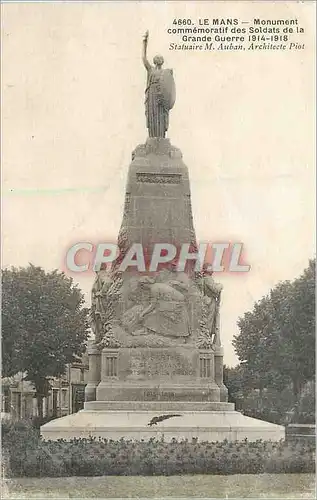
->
[153,54,164,66]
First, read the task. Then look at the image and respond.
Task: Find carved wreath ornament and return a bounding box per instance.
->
[196,299,214,350]
[97,275,123,350]
[99,323,121,349]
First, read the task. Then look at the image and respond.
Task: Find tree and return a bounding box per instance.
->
[223,364,248,406]
[286,259,316,396]
[233,259,315,400]
[2,265,89,417]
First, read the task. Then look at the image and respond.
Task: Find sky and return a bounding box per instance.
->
[2,1,315,366]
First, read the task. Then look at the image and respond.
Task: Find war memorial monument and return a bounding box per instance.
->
[41,32,284,442]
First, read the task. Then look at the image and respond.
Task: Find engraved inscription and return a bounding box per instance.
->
[137,173,181,184]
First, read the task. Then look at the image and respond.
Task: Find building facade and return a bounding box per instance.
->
[1,356,88,420]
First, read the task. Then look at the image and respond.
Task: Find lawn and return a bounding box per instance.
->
[2,473,315,499]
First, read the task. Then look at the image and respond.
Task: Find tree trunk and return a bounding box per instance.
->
[259,383,264,409]
[292,378,304,399]
[36,395,43,419]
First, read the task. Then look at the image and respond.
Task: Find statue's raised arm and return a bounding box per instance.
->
[142,30,151,71]
[142,30,176,138]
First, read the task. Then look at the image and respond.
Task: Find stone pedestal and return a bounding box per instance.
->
[95,346,221,403]
[41,139,284,442]
[41,407,285,442]
[119,138,196,255]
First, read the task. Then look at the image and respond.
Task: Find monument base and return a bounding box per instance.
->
[40,402,285,442]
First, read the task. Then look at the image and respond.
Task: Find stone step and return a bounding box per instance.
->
[84,400,235,411]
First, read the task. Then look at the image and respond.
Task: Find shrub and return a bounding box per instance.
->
[2,424,315,478]
[2,419,40,448]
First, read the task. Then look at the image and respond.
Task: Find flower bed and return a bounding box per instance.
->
[2,420,315,478]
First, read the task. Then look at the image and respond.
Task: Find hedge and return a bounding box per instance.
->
[2,420,315,477]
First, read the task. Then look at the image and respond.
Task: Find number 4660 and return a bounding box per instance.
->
[173,19,193,25]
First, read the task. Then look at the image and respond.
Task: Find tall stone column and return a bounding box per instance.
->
[85,343,101,402]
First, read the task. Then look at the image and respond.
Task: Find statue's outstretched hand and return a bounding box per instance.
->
[143,30,149,42]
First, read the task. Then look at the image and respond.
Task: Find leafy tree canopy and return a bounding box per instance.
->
[233,259,315,397]
[2,265,89,415]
